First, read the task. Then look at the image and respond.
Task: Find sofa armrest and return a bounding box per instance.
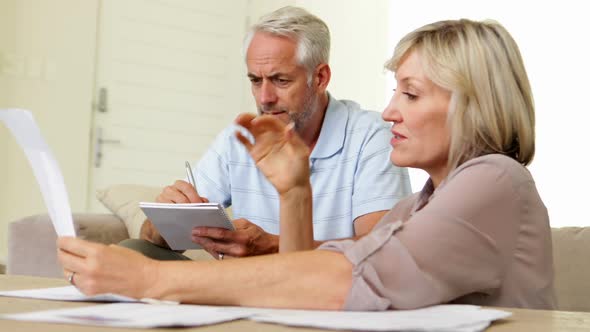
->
[7,213,129,278]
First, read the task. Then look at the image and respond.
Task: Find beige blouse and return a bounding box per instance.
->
[320,154,556,311]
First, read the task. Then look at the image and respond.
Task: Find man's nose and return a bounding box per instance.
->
[259,81,278,105]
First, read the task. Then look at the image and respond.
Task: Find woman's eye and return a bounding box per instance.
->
[393,89,417,101]
[403,92,417,101]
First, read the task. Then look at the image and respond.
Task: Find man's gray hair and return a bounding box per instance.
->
[243,6,330,76]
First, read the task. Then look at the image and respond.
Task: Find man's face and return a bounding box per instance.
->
[246,32,319,134]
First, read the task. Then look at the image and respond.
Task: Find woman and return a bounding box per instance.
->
[57,19,555,310]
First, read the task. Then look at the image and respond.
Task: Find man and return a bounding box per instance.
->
[121,6,411,260]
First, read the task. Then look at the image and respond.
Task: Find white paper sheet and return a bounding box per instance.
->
[1,303,251,328]
[0,286,137,303]
[0,298,510,331]
[0,109,75,236]
[248,305,511,332]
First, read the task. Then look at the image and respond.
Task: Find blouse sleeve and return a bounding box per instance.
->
[319,161,521,311]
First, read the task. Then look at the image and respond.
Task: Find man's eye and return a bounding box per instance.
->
[275,78,290,86]
[249,78,261,85]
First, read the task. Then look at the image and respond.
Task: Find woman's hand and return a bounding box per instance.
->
[235,113,311,196]
[57,237,160,299]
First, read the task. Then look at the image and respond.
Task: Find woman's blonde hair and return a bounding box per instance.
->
[385,19,535,169]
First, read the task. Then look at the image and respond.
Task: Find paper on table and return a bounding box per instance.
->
[249,304,511,332]
[0,109,75,236]
[0,286,137,303]
[1,303,252,328]
[0,301,510,331]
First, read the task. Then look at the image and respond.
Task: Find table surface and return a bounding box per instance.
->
[1,274,589,332]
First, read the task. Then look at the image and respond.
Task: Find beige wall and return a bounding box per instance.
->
[296,0,391,112]
[0,2,16,218]
[0,0,391,265]
[0,0,98,264]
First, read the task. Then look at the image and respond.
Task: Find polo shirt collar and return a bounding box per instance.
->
[310,93,349,159]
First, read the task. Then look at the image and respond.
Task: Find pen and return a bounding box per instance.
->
[185,161,196,188]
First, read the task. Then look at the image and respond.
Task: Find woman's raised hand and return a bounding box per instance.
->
[235,113,311,196]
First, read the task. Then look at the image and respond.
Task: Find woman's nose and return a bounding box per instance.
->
[382,95,402,123]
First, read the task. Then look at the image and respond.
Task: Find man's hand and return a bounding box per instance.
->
[191,218,279,258]
[139,220,170,248]
[156,180,209,204]
[140,179,210,247]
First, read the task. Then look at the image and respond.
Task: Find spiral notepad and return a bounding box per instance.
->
[139,202,234,250]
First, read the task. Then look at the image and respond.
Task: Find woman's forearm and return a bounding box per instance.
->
[278,184,314,252]
[150,250,353,309]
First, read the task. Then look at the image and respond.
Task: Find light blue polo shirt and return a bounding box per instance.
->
[193,95,412,240]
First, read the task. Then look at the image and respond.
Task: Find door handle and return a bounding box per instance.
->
[97,87,108,113]
[94,127,121,168]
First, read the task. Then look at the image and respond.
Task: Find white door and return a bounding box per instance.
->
[88,0,249,211]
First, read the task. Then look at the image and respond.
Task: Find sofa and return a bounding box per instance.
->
[5,185,590,312]
[6,184,215,277]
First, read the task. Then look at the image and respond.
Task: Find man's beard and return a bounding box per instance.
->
[257,88,318,136]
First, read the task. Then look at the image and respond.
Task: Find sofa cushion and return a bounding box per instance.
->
[96,184,161,238]
[552,227,590,312]
[7,214,128,278]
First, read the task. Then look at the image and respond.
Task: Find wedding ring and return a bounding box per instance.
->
[68,272,76,285]
[218,252,224,260]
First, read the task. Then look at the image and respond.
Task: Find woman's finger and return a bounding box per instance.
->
[235,131,254,151]
[234,113,257,129]
[251,115,287,133]
[57,247,89,275]
[57,237,99,258]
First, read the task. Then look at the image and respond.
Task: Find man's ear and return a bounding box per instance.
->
[313,63,331,92]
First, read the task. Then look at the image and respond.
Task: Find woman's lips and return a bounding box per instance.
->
[392,130,407,139]
[391,130,407,146]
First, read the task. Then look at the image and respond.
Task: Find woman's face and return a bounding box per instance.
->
[382,50,452,184]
